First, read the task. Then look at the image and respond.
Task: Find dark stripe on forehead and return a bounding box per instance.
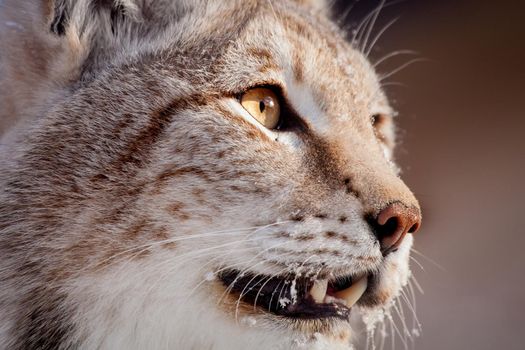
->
[247,47,273,61]
[246,47,281,74]
[292,46,305,82]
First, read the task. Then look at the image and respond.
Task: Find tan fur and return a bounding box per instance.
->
[0,0,421,349]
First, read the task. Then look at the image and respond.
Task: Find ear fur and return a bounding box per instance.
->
[47,0,141,37]
[0,0,142,81]
[0,0,141,136]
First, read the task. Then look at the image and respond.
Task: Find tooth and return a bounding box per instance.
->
[310,279,328,303]
[333,276,368,308]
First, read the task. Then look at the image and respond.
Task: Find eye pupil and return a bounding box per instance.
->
[240,87,281,129]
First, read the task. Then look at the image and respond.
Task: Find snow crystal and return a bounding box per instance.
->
[290,280,298,304]
[204,271,215,281]
[304,332,355,350]
[292,336,310,349]
[360,306,387,334]
[240,316,257,327]
[412,328,421,337]
[278,297,291,308]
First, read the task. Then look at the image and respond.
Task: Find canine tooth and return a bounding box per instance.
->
[333,276,368,308]
[310,279,328,303]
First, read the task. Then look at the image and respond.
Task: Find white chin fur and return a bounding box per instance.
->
[64,235,413,350]
[66,253,357,350]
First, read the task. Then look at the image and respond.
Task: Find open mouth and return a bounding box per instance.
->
[218,270,368,320]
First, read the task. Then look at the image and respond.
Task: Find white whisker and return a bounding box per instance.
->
[350,0,404,49]
[365,17,399,57]
[388,300,408,349]
[389,311,396,350]
[351,6,377,47]
[253,264,291,310]
[379,58,429,81]
[395,295,411,346]
[378,319,387,350]
[381,82,408,88]
[233,249,295,321]
[184,246,285,301]
[268,279,285,312]
[406,278,423,333]
[409,256,425,272]
[92,226,259,270]
[336,1,358,26]
[141,228,291,303]
[361,0,386,55]
[410,274,424,295]
[374,50,419,68]
[95,220,291,282]
[218,239,296,308]
[142,242,265,303]
[411,248,446,271]
[399,288,421,332]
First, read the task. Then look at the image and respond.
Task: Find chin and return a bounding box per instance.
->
[166,235,416,350]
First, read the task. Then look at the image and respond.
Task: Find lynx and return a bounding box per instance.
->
[0,0,422,349]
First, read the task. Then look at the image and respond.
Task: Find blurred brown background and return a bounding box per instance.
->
[338,0,525,349]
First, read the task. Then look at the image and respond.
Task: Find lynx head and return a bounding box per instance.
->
[0,0,421,349]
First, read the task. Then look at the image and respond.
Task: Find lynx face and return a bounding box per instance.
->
[0,0,421,349]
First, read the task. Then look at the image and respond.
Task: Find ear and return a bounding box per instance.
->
[0,0,138,135]
[48,0,141,36]
[1,0,140,80]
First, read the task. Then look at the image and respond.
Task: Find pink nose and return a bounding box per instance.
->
[375,202,421,255]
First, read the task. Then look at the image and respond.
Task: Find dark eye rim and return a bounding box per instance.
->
[371,112,395,127]
[237,85,308,132]
[370,113,393,144]
[371,113,383,127]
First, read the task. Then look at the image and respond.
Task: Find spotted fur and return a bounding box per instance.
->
[0,0,420,349]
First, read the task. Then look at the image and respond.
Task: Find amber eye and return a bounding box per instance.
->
[240,87,281,129]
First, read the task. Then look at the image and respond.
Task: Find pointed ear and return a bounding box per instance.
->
[0,0,138,134]
[48,0,141,37]
[1,0,141,79]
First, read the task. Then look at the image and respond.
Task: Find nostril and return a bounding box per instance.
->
[376,218,404,254]
[381,217,399,236]
[408,222,420,233]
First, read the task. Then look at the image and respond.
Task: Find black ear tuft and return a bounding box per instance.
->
[110,3,128,35]
[47,0,139,37]
[50,0,69,36]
